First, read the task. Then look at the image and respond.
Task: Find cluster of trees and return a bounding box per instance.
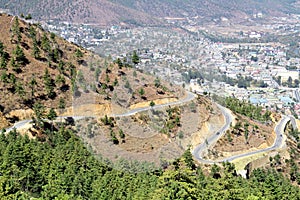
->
[0,17,27,74]
[289,127,300,143]
[0,38,28,101]
[182,69,203,84]
[221,75,254,89]
[0,16,77,113]
[225,97,271,122]
[100,115,114,127]
[274,76,299,88]
[0,126,299,199]
[231,121,259,144]
[160,106,181,136]
[283,76,299,88]
[0,42,10,81]
[20,13,32,20]
[114,50,139,69]
[28,21,78,96]
[285,125,300,183]
[31,101,58,132]
[100,115,125,144]
[97,66,120,98]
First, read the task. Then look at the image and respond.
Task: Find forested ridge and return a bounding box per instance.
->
[0,126,299,199]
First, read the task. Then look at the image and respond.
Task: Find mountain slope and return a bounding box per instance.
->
[110,0,300,19]
[0,0,162,26]
[0,0,299,26]
[0,13,101,127]
[0,13,182,129]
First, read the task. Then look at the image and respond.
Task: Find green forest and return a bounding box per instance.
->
[0,126,299,199]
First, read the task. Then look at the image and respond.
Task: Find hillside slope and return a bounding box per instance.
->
[0,0,162,26]
[0,0,299,26]
[0,14,182,128]
[112,0,300,16]
[0,13,106,128]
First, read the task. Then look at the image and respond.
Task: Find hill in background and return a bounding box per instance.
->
[0,0,162,26]
[0,0,299,26]
[111,0,300,18]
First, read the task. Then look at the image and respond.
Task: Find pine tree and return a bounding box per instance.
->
[116,58,123,68]
[32,40,40,59]
[47,108,57,122]
[150,101,155,107]
[41,33,50,52]
[58,98,66,114]
[0,71,8,83]
[15,81,25,96]
[55,74,65,87]
[119,129,125,139]
[11,17,21,43]
[0,41,3,55]
[8,73,16,85]
[210,164,221,179]
[29,75,37,98]
[182,147,196,170]
[29,26,36,39]
[138,88,145,96]
[11,57,20,72]
[32,102,46,129]
[13,45,26,66]
[75,49,83,58]
[43,68,55,98]
[132,50,139,65]
[0,56,7,69]
[58,61,65,74]
[154,77,161,88]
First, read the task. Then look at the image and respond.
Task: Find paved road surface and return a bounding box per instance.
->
[4,92,195,131]
[192,104,234,164]
[222,115,289,162]
[4,91,289,165]
[5,119,32,133]
[193,110,290,164]
[289,115,298,130]
[4,116,89,133]
[112,91,196,117]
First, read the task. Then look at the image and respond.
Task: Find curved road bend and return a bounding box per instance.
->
[4,91,289,165]
[289,115,298,131]
[193,108,290,164]
[112,91,196,117]
[4,116,88,133]
[192,104,234,164]
[222,115,290,162]
[4,92,196,132]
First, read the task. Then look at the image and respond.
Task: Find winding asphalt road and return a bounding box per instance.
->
[5,119,32,133]
[192,104,234,164]
[222,115,289,162]
[111,91,196,117]
[4,116,88,133]
[289,115,298,130]
[4,91,290,165]
[192,107,290,164]
[4,92,196,132]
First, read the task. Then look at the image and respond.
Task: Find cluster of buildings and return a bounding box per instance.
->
[43,21,123,48]
[42,16,300,116]
[190,41,300,114]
